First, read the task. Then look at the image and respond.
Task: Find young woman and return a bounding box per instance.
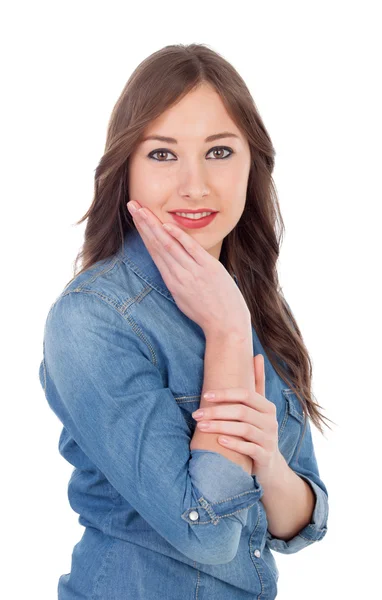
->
[39,43,333,599]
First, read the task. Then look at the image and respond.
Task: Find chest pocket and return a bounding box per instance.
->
[278,388,305,464]
[173,393,201,435]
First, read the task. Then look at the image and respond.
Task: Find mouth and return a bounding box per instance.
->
[169,211,218,229]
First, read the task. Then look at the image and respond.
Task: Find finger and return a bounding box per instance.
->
[196,419,263,442]
[254,354,265,397]
[130,205,199,274]
[161,222,212,268]
[204,386,268,414]
[131,210,188,284]
[203,387,250,403]
[196,403,264,430]
[132,218,174,282]
[218,435,263,461]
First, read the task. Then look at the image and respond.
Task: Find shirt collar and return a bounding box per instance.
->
[119,227,238,304]
[119,227,176,303]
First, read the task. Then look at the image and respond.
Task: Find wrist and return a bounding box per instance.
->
[255,451,289,489]
[204,316,252,343]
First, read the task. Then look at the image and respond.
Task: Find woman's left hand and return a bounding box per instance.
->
[192,353,283,485]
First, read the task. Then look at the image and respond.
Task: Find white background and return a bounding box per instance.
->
[2,1,381,598]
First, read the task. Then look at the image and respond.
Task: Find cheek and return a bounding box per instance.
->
[128,155,161,197]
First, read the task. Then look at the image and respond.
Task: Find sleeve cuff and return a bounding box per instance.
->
[183,449,263,526]
[266,473,329,554]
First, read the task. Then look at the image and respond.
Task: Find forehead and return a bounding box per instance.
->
[142,86,243,143]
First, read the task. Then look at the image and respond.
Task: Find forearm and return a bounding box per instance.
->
[259,452,316,541]
[190,327,254,475]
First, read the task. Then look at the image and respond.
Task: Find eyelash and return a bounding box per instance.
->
[147,146,234,162]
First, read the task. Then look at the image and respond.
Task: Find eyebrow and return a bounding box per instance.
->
[141,131,240,144]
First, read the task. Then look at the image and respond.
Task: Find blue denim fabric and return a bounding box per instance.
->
[38,227,329,599]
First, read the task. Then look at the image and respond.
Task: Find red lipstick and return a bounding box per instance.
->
[169,211,218,229]
[168,208,217,213]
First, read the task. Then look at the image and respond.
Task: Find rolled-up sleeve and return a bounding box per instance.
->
[40,291,263,565]
[266,415,329,554]
[187,449,262,524]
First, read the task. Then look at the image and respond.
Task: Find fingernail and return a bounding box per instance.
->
[192,410,204,419]
[127,201,138,213]
[203,392,215,399]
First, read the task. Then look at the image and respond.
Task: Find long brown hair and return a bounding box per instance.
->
[68,43,335,436]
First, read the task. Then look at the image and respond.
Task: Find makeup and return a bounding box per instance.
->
[170,212,218,229]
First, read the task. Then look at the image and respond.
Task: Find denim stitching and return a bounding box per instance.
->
[86,257,119,284]
[293,414,307,463]
[60,289,158,367]
[120,285,152,312]
[198,497,219,524]
[195,566,201,599]
[282,388,304,422]
[200,488,259,505]
[123,311,158,367]
[123,254,174,301]
[249,504,265,599]
[174,395,201,402]
[91,537,118,600]
[73,255,121,290]
[183,502,257,525]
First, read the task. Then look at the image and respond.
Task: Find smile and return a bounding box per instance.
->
[169,212,218,229]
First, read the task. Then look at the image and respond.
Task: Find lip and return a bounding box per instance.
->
[168,208,218,214]
[169,212,218,229]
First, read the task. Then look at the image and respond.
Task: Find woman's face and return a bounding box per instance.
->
[128,83,252,261]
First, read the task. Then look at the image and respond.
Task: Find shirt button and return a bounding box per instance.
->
[254,549,261,558]
[189,510,199,521]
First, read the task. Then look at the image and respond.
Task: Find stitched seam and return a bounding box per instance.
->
[120,285,152,312]
[124,254,174,300]
[195,566,201,599]
[199,488,258,505]
[60,289,158,367]
[185,502,257,525]
[248,504,264,599]
[65,255,121,293]
[282,388,304,423]
[175,395,201,402]
[294,414,307,463]
[90,537,117,600]
[278,407,288,439]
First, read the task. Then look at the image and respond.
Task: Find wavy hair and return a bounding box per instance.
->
[67,43,335,436]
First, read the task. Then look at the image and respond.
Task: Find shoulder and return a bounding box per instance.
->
[49,254,150,320]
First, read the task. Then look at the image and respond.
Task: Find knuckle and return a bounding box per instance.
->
[238,405,247,420]
[242,388,250,400]
[182,271,194,284]
[243,423,252,437]
[162,239,173,252]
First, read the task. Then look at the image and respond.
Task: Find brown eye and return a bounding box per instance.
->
[148,149,176,161]
[148,146,234,162]
[207,147,233,159]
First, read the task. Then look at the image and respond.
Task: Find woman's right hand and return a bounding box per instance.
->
[127,201,251,338]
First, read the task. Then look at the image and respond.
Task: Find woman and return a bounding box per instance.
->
[39,43,333,599]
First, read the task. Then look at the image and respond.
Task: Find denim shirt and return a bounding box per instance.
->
[38,227,329,599]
